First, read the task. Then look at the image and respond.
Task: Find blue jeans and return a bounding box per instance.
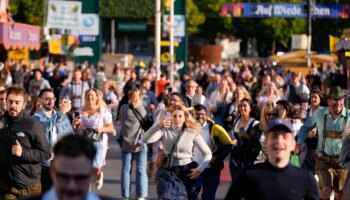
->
[121,145,148,198]
[197,168,221,200]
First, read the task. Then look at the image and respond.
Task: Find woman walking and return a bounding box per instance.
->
[72,88,114,190]
[119,88,148,200]
[136,104,212,200]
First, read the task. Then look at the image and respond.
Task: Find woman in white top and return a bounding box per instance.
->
[72,88,114,190]
[208,79,233,126]
[256,82,281,110]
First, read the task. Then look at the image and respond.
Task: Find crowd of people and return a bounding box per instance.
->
[0,58,350,200]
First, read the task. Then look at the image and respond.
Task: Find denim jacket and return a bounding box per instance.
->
[33,108,74,166]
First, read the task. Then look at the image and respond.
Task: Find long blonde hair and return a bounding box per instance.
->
[83,88,108,111]
[259,100,277,131]
[166,104,202,133]
[128,88,141,108]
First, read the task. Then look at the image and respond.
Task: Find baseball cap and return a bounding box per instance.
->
[266,118,293,133]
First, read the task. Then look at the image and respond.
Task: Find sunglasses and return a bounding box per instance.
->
[195,113,206,117]
[266,112,277,117]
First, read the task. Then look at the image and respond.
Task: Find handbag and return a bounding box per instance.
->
[130,105,153,132]
[157,168,188,200]
[156,129,187,199]
[83,128,103,142]
[82,110,103,142]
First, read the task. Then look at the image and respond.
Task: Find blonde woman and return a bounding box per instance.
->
[135,104,212,200]
[256,82,281,110]
[119,88,148,200]
[72,88,114,190]
[257,101,278,161]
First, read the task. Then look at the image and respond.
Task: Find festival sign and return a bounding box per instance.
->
[0,22,40,50]
[47,0,82,30]
[221,3,350,18]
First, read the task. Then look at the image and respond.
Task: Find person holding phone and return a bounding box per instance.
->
[229,98,260,181]
[33,88,74,192]
[72,88,114,191]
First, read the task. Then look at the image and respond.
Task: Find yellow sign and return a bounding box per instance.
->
[163,0,175,11]
[161,52,170,62]
[346,51,350,57]
[49,40,63,55]
[160,41,179,47]
[8,49,29,65]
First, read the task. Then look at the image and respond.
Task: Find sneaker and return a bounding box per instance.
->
[136,198,146,200]
[96,172,104,190]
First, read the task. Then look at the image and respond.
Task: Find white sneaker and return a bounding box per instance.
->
[96,172,104,190]
[136,198,145,200]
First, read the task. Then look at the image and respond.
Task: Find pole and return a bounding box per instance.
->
[111,19,115,54]
[169,0,175,86]
[306,0,313,67]
[155,0,161,94]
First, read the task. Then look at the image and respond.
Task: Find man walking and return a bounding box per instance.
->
[26,134,109,200]
[297,86,350,200]
[33,88,74,192]
[225,119,319,200]
[0,86,51,199]
[193,104,232,200]
[59,68,90,111]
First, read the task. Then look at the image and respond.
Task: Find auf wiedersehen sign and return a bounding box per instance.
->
[221,3,350,18]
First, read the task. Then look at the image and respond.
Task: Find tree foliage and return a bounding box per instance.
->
[9,0,44,26]
[99,0,155,19]
[186,0,205,34]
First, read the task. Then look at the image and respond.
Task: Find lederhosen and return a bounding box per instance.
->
[316,112,348,192]
[70,82,85,110]
[319,112,347,161]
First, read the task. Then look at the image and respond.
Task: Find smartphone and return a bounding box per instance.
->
[167,87,173,93]
[75,111,80,117]
[239,127,245,132]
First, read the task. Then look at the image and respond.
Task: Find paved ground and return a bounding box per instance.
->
[93,135,231,200]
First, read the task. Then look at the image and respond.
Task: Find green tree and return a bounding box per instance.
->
[9,0,44,26]
[99,0,155,19]
[187,0,205,34]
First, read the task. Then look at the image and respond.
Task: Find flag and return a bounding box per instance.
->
[329,35,340,53]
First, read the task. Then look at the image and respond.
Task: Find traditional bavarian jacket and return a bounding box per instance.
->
[298,107,350,156]
[59,81,90,109]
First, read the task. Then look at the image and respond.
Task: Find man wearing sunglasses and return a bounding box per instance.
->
[193,104,232,200]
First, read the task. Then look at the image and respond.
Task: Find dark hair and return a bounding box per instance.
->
[53,135,96,162]
[276,100,294,118]
[239,98,260,120]
[33,69,42,74]
[39,88,54,97]
[194,104,207,113]
[140,78,150,85]
[7,86,27,102]
[310,88,326,107]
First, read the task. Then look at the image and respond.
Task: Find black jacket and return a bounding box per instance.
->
[0,112,51,188]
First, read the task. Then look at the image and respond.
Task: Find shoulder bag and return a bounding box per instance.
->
[156,129,188,200]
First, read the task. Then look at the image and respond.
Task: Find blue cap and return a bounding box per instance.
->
[266,118,293,133]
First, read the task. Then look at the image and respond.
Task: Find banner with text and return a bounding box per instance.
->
[221,3,350,18]
[47,0,82,30]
